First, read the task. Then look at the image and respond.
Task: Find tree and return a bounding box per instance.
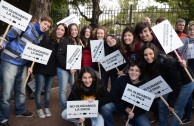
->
[69,0,102,27]
[29,0,52,19]
[50,0,69,24]
[155,0,194,23]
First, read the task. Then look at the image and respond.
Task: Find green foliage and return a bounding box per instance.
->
[155,0,194,23]
[50,0,69,24]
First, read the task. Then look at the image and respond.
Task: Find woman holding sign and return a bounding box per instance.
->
[101,62,151,126]
[33,23,67,118]
[141,43,189,126]
[95,26,110,89]
[57,23,82,110]
[104,34,123,88]
[61,66,111,126]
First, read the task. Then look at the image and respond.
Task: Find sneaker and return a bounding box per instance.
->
[37,109,46,118]
[44,108,51,117]
[0,119,9,126]
[149,118,155,123]
[15,110,34,117]
[181,118,191,124]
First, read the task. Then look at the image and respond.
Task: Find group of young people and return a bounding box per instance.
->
[0,15,194,126]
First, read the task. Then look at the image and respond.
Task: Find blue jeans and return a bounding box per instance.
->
[101,67,118,90]
[129,113,151,126]
[158,82,194,126]
[34,74,54,110]
[182,95,192,120]
[171,82,194,126]
[100,102,118,126]
[0,61,27,121]
[61,109,104,126]
[100,102,150,126]
[57,67,72,110]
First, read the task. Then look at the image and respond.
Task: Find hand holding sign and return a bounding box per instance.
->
[67,100,99,119]
[100,50,126,71]
[122,84,155,111]
[66,45,82,70]
[0,0,32,31]
[152,20,194,82]
[139,76,182,123]
[139,76,172,98]
[90,40,105,62]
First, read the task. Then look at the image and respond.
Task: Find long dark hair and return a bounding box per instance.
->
[72,67,106,97]
[50,23,68,43]
[141,43,161,78]
[67,23,80,45]
[80,26,92,49]
[120,26,136,54]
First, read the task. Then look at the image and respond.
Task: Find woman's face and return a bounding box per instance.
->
[70,25,78,38]
[124,31,134,45]
[188,25,194,38]
[96,29,105,40]
[39,21,51,32]
[144,48,155,63]
[139,27,153,42]
[56,25,65,38]
[82,72,93,87]
[128,65,141,82]
[85,28,91,39]
[106,36,117,47]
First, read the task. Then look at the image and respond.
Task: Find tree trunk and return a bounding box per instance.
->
[29,0,52,19]
[91,0,101,26]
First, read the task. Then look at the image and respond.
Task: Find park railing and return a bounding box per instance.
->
[50,5,193,35]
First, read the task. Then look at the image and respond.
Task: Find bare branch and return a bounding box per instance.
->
[74,3,92,22]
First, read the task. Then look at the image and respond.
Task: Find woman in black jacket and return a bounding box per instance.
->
[141,43,182,126]
[61,66,111,126]
[33,23,67,118]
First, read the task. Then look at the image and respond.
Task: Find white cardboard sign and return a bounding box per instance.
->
[21,43,52,65]
[67,100,99,119]
[139,76,173,98]
[66,45,82,69]
[151,20,183,54]
[122,84,155,111]
[90,40,105,62]
[0,0,32,31]
[100,50,126,71]
[27,79,36,92]
[57,14,80,26]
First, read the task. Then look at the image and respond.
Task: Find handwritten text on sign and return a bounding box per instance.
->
[66,45,82,69]
[67,100,98,119]
[100,50,126,71]
[139,76,172,98]
[122,84,155,111]
[21,43,52,65]
[0,0,32,31]
[90,40,105,62]
[151,20,183,54]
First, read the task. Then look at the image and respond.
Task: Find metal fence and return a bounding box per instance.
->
[50,5,192,35]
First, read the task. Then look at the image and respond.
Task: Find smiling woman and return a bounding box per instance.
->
[61,66,111,126]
